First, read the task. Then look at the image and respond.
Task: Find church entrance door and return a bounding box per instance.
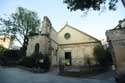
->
[65,52,72,65]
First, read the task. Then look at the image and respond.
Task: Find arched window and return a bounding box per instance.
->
[35,43,40,54]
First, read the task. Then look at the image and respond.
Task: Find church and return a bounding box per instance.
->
[26,16,101,66]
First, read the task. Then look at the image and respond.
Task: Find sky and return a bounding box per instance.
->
[0,0,125,45]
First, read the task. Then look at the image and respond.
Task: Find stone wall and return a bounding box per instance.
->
[26,35,49,56]
[58,25,98,45]
[49,26,58,66]
[57,24,101,66]
[106,29,125,75]
[58,43,99,66]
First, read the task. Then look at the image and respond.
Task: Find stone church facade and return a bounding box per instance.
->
[26,16,101,66]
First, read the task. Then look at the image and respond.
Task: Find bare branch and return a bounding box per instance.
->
[14,35,23,46]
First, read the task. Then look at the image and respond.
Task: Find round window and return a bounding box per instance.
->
[64,33,71,39]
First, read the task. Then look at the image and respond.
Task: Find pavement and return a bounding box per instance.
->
[0,67,116,83]
[90,70,116,80]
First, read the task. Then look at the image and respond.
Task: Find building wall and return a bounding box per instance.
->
[0,35,12,48]
[49,27,58,65]
[58,26,97,44]
[106,29,125,75]
[26,19,58,65]
[57,25,100,66]
[26,17,101,67]
[26,24,100,66]
[50,27,58,43]
[58,43,99,66]
[26,35,49,56]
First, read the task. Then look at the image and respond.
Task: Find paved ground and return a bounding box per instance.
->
[0,67,116,83]
[90,70,116,80]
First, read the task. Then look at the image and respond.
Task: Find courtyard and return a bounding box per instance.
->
[0,67,116,83]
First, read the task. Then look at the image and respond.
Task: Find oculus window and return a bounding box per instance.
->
[64,33,71,39]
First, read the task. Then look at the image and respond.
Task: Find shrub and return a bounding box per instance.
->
[39,55,51,70]
[104,47,113,65]
[0,45,7,52]
[19,54,51,71]
[4,50,20,59]
[93,45,113,66]
[0,49,21,66]
[18,56,35,68]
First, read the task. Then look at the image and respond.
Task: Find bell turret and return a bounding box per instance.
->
[41,16,52,34]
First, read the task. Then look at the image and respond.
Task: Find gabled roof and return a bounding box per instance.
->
[58,24,100,42]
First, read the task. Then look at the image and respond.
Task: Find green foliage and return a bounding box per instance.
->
[0,45,7,52]
[0,7,40,56]
[93,45,112,66]
[31,51,51,70]
[0,49,21,66]
[105,47,113,65]
[29,32,39,37]
[63,0,118,11]
[19,54,51,70]
[41,55,51,70]
[94,45,106,65]
[18,56,35,68]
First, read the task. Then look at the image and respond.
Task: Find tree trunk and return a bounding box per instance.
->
[22,35,29,56]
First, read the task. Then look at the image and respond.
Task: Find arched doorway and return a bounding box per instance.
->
[34,43,40,55]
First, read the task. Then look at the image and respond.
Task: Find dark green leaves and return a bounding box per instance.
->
[63,0,118,11]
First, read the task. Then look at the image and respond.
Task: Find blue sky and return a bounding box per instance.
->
[0,0,125,41]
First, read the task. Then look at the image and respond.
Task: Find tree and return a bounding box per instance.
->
[93,45,113,66]
[121,0,125,7]
[63,0,119,11]
[105,47,113,65]
[0,7,40,56]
